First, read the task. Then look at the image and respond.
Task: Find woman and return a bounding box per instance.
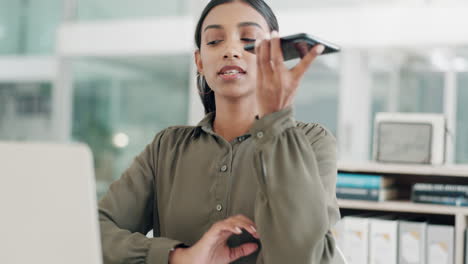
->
[98,0,340,263]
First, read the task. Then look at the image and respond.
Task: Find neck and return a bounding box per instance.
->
[213,94,257,142]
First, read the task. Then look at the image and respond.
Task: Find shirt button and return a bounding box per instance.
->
[216,204,223,211]
[257,131,264,138]
[220,165,227,172]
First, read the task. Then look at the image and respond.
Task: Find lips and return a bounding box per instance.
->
[218,65,246,75]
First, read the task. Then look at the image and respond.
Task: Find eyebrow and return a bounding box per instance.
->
[203,22,263,32]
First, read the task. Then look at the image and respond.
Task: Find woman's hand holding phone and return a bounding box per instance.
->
[169,214,259,264]
[255,31,324,118]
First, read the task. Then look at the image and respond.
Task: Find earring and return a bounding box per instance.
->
[198,75,213,95]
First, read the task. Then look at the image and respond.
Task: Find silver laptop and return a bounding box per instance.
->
[0,142,103,264]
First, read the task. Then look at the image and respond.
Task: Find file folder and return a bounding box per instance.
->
[427,224,454,264]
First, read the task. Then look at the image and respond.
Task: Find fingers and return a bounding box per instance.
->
[270,31,286,71]
[256,37,273,78]
[294,42,309,59]
[255,40,264,84]
[291,44,324,80]
[215,222,244,236]
[229,214,258,235]
[229,242,259,261]
[231,215,258,236]
[212,215,259,239]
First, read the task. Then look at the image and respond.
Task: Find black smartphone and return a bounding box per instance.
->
[244,33,340,61]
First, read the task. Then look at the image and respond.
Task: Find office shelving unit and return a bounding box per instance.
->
[337,162,468,264]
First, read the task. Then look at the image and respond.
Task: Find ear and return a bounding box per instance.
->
[194,49,203,75]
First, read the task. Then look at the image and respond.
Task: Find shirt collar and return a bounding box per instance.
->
[196,111,252,140]
[196,111,216,135]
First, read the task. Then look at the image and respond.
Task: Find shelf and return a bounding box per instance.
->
[338,161,468,178]
[338,199,468,215]
[336,163,468,264]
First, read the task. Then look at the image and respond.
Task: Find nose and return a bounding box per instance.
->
[223,42,243,59]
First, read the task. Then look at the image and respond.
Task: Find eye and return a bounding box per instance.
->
[241,38,256,42]
[207,40,222,45]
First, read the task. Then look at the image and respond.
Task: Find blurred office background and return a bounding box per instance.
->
[1,0,467,198]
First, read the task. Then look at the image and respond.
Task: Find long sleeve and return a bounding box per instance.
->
[249,107,340,264]
[98,130,184,264]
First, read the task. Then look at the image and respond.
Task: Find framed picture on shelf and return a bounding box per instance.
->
[373,113,446,165]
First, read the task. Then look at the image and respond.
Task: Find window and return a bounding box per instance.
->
[292,57,340,135]
[0,82,53,140]
[456,73,468,163]
[0,0,61,55]
[71,56,190,198]
[76,0,187,21]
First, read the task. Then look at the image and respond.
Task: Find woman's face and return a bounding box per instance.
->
[195,1,270,100]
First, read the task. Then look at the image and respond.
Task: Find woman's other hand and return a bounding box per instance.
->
[169,214,259,264]
[255,31,324,118]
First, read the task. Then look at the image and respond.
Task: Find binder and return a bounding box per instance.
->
[398,220,427,264]
[331,218,345,251]
[465,229,468,264]
[427,224,454,264]
[341,215,372,264]
[369,215,399,264]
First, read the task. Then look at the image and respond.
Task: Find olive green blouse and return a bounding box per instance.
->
[98,107,340,264]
